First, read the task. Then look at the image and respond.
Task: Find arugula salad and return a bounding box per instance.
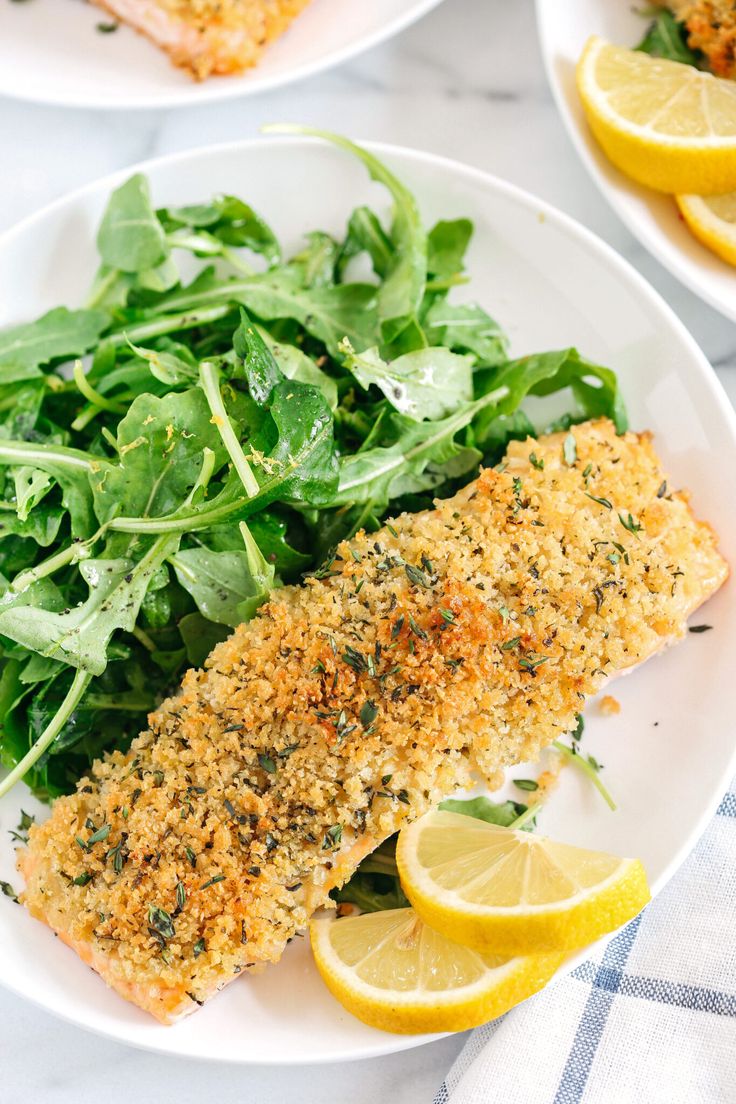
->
[0,127,626,803]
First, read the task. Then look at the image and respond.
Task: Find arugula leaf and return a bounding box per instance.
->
[426,218,473,278]
[265,126,426,341]
[90,389,225,524]
[171,522,275,627]
[439,795,525,827]
[233,307,282,404]
[340,341,472,421]
[424,299,508,367]
[178,612,230,667]
[636,10,700,66]
[0,307,108,373]
[260,329,338,410]
[0,542,177,675]
[156,270,380,358]
[338,206,393,279]
[332,390,502,508]
[97,173,168,273]
[161,195,280,266]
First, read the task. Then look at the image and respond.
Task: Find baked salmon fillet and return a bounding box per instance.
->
[19,419,727,1023]
[90,0,312,80]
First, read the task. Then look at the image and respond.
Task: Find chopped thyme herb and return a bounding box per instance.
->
[501,636,521,651]
[607,552,620,565]
[572,713,585,741]
[0,881,19,903]
[360,700,379,727]
[343,645,368,673]
[278,744,299,757]
[404,563,431,588]
[185,846,197,868]
[618,512,643,536]
[108,839,126,874]
[582,463,593,482]
[439,608,455,623]
[519,653,549,672]
[223,723,244,733]
[9,808,35,844]
[689,624,713,634]
[72,872,92,887]
[323,824,343,849]
[529,452,544,470]
[148,905,175,941]
[585,493,613,510]
[311,660,326,674]
[336,710,358,741]
[656,480,668,498]
[176,881,187,910]
[391,615,405,638]
[381,773,393,785]
[86,824,111,846]
[514,778,539,792]
[265,832,278,852]
[258,753,277,774]
[200,874,225,890]
[386,524,399,538]
[563,433,577,466]
[408,614,428,641]
[397,789,410,805]
[499,605,510,622]
[193,937,206,958]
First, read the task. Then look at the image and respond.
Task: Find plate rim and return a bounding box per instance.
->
[0,0,445,111]
[0,134,735,1064]
[533,0,736,325]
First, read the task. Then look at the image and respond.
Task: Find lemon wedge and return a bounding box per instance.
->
[310,907,563,1034]
[576,36,736,194]
[676,192,736,265]
[396,811,650,955]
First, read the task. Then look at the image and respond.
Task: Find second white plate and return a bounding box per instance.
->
[0,0,443,110]
[535,0,736,323]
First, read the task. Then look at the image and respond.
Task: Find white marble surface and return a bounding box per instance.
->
[0,1,733,1101]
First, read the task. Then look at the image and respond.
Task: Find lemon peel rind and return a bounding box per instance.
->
[576,36,736,195]
[676,195,736,266]
[398,849,650,956]
[310,916,564,1034]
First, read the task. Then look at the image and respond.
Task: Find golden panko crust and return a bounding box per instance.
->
[90,0,312,79]
[658,1,736,79]
[19,419,727,1022]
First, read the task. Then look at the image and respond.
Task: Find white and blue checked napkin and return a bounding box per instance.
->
[435,780,736,1104]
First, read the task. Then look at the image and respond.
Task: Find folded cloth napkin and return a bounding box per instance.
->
[434,780,736,1104]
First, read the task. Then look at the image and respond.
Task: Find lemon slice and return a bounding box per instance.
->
[576,36,736,194]
[310,907,563,1034]
[676,192,736,265]
[396,811,650,955]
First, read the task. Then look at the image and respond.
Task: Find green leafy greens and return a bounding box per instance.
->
[0,128,626,801]
[635,9,701,67]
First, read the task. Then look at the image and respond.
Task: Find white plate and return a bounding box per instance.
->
[535,0,736,323]
[0,137,734,1065]
[0,0,443,111]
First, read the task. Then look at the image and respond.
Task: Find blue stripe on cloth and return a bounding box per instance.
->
[434,1082,450,1104]
[552,914,642,1104]
[617,975,736,1016]
[717,792,736,817]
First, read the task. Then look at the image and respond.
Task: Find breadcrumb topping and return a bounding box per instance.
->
[19,420,727,1022]
[90,0,312,79]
